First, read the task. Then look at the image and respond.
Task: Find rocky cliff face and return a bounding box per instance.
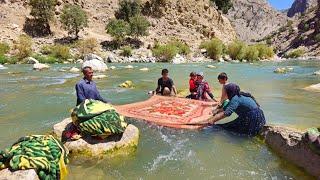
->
[287,0,317,17]
[0,0,236,50]
[227,0,288,42]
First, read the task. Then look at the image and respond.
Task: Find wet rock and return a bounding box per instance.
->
[76,59,84,64]
[139,68,149,71]
[0,64,8,69]
[119,80,134,88]
[93,75,107,79]
[304,83,320,92]
[53,118,139,157]
[207,65,216,69]
[0,169,39,180]
[69,67,80,73]
[33,63,50,71]
[260,125,320,177]
[274,67,294,74]
[313,70,320,75]
[26,57,39,64]
[124,65,134,69]
[82,59,108,72]
[84,53,103,62]
[172,54,186,64]
[109,66,116,70]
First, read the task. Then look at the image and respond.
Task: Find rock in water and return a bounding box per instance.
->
[76,59,84,64]
[124,65,134,69]
[84,53,103,62]
[93,75,107,79]
[207,65,216,69]
[172,54,186,64]
[69,67,80,73]
[82,59,108,72]
[53,118,139,157]
[0,169,39,180]
[313,70,320,75]
[26,57,39,64]
[109,66,116,70]
[139,68,149,71]
[274,67,294,74]
[304,83,320,92]
[33,63,50,70]
[0,64,8,69]
[119,80,134,88]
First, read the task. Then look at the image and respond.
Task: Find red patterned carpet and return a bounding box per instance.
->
[115,95,218,129]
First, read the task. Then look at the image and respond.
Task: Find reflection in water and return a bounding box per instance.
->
[0,61,319,179]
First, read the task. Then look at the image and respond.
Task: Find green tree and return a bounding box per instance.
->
[129,15,150,38]
[106,19,130,46]
[29,0,55,32]
[60,4,88,39]
[211,0,233,14]
[0,42,10,55]
[115,0,141,21]
[228,40,247,60]
[200,38,224,60]
[245,46,259,61]
[14,35,33,60]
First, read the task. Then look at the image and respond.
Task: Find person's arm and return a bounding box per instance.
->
[75,84,86,104]
[155,79,161,94]
[220,86,227,103]
[172,85,177,95]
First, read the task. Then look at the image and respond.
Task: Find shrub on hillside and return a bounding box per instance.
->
[255,44,274,59]
[227,40,247,60]
[210,0,233,14]
[76,38,99,57]
[129,15,150,38]
[315,34,320,42]
[152,44,178,62]
[0,42,10,55]
[40,44,71,60]
[0,55,8,64]
[32,54,60,64]
[285,49,305,59]
[106,19,130,46]
[14,35,33,60]
[245,45,259,61]
[200,38,224,60]
[168,40,190,55]
[60,4,88,39]
[115,0,141,21]
[120,46,133,57]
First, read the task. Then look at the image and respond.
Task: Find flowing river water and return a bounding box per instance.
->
[0,60,320,179]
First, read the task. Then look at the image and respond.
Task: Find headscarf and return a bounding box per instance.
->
[224,83,260,107]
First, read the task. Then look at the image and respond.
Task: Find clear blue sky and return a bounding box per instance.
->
[268,0,294,10]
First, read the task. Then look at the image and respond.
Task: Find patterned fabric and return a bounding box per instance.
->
[115,95,218,129]
[196,81,210,100]
[0,135,68,180]
[218,108,266,136]
[72,99,127,137]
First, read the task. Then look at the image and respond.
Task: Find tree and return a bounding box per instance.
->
[129,15,150,38]
[115,0,141,22]
[60,4,88,39]
[211,0,233,14]
[14,35,33,60]
[28,0,56,35]
[106,19,130,46]
[200,38,224,60]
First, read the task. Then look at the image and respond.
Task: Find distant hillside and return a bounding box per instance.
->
[226,0,288,42]
[287,0,317,17]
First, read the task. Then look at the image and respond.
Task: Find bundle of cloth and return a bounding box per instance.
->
[71,99,128,138]
[0,135,68,180]
[306,127,320,155]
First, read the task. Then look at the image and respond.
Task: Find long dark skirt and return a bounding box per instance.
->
[218,108,266,136]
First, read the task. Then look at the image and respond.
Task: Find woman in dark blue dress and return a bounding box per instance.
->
[208,83,266,136]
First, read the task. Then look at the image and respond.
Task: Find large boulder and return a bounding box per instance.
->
[304,83,320,92]
[53,118,139,157]
[82,59,108,72]
[172,54,186,64]
[260,125,320,177]
[26,57,39,64]
[313,70,320,75]
[84,53,103,62]
[69,67,80,73]
[0,64,8,70]
[0,169,39,180]
[33,63,50,71]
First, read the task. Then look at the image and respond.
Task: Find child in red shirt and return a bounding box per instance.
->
[187,72,197,99]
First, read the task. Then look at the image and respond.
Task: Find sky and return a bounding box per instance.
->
[268,0,295,10]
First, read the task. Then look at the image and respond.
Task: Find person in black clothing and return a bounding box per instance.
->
[154,69,177,96]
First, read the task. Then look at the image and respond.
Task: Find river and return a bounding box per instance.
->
[0,60,319,179]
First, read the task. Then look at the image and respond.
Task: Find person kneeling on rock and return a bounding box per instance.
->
[75,66,110,105]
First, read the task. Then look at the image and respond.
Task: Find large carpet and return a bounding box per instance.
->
[115,95,217,129]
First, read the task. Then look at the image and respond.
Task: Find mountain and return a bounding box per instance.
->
[0,0,236,50]
[287,0,317,17]
[226,0,288,42]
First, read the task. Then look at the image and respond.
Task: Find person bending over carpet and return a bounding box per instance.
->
[75,66,110,105]
[205,83,266,136]
[195,72,216,102]
[154,69,177,96]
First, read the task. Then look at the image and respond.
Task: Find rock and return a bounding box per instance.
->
[304,83,320,92]
[82,59,108,72]
[107,53,116,63]
[109,66,116,70]
[76,59,84,64]
[119,80,134,88]
[63,61,69,64]
[26,57,39,64]
[207,65,216,69]
[93,75,107,79]
[53,118,139,157]
[33,63,50,71]
[0,169,39,180]
[0,64,8,69]
[124,65,134,69]
[274,67,294,74]
[84,53,103,62]
[139,68,149,71]
[260,125,320,177]
[172,54,186,64]
[69,67,80,73]
[313,70,320,75]
[242,60,247,63]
